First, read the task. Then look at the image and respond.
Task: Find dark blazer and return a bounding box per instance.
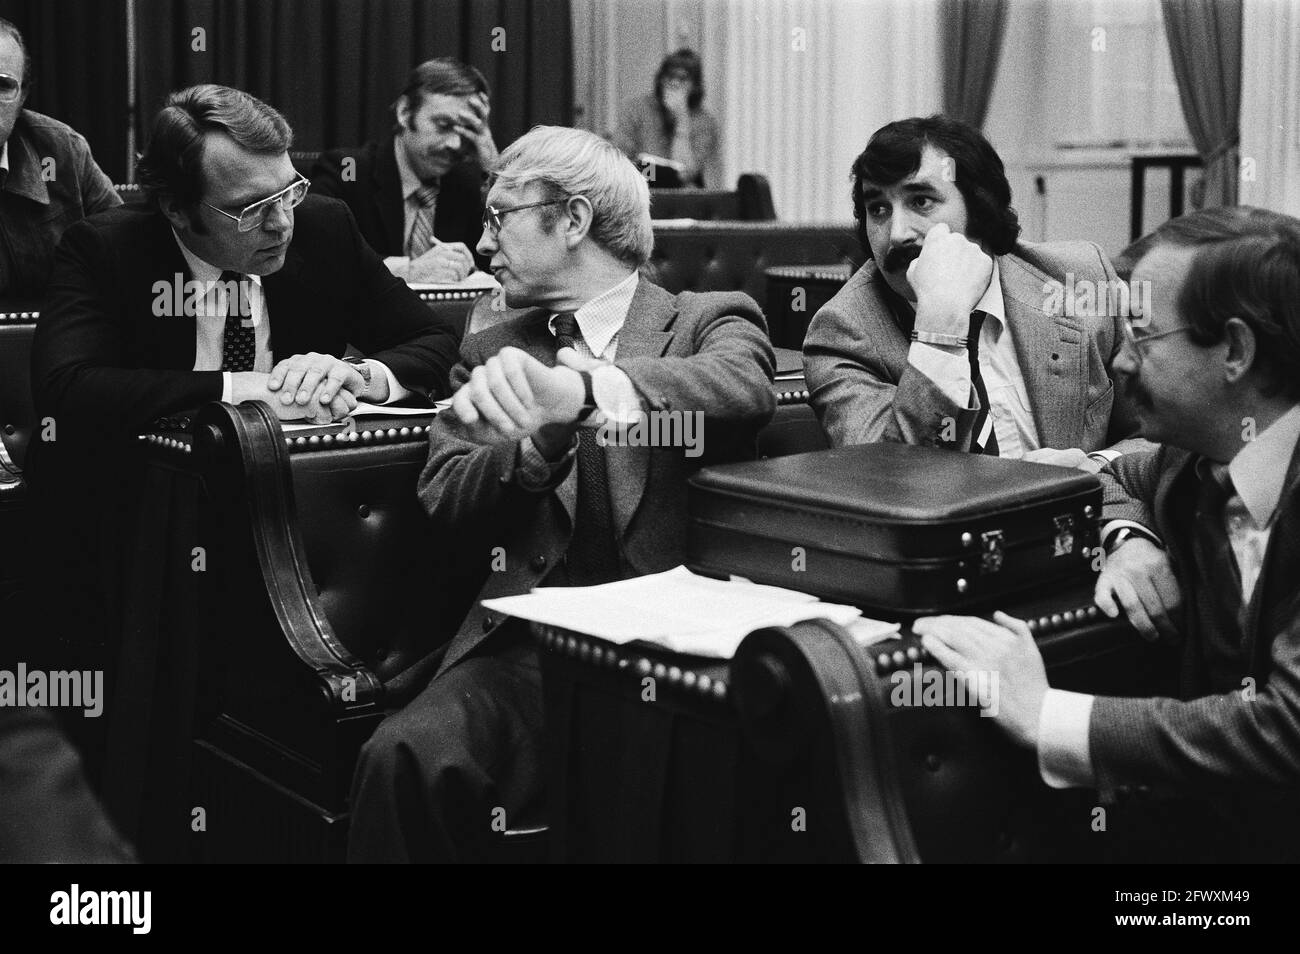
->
[311,136,488,268]
[1095,437,1300,860]
[30,195,458,444]
[415,279,776,676]
[803,242,1147,457]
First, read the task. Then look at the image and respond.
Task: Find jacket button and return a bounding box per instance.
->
[531,555,547,571]
[482,614,497,631]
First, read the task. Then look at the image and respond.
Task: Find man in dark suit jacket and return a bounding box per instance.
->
[347,125,775,862]
[917,206,1300,862]
[804,115,1145,469]
[311,58,495,282]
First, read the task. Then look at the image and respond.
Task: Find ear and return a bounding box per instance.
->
[158,194,194,233]
[562,195,595,249]
[396,97,415,132]
[1221,316,1257,386]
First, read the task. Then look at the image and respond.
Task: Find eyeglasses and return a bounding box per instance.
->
[1120,316,1194,364]
[482,198,571,238]
[0,74,23,104]
[202,175,310,232]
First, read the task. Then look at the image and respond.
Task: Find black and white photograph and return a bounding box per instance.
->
[0,0,1292,918]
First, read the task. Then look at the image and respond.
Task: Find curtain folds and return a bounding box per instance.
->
[1160,0,1242,208]
[939,0,1007,129]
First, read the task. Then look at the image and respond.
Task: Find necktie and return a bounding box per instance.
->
[218,270,255,373]
[407,182,440,258]
[553,312,621,585]
[1191,462,1246,689]
[967,310,999,456]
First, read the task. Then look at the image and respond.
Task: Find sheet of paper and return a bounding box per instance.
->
[407,271,500,292]
[281,399,450,432]
[482,566,898,658]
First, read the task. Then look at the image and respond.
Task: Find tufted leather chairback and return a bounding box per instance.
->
[646,222,861,302]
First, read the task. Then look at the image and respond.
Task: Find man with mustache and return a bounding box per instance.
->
[917,207,1300,861]
[804,115,1144,468]
[313,57,495,284]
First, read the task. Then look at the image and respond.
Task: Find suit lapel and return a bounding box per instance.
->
[1242,436,1300,670]
[376,138,406,255]
[999,252,1086,450]
[603,281,677,537]
[146,215,206,370]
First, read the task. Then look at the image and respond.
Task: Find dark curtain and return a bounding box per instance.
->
[939,0,1007,129]
[134,0,573,157]
[1161,0,1241,208]
[0,0,131,181]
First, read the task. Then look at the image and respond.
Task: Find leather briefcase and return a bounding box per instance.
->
[687,443,1102,615]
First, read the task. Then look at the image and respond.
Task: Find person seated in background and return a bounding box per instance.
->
[25,84,459,773]
[0,17,119,298]
[803,115,1146,469]
[613,48,721,189]
[312,57,496,284]
[347,125,775,862]
[918,207,1300,862]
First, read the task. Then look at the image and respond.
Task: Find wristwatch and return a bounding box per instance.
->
[344,356,372,398]
[575,370,597,423]
[1107,526,1163,554]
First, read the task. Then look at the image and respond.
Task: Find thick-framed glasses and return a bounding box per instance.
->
[1120,316,1193,364]
[482,198,571,238]
[202,175,310,232]
[0,74,23,104]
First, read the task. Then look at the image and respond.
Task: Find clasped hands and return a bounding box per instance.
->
[451,346,603,457]
[231,352,383,424]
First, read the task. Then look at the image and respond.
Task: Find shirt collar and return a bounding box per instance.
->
[547,271,640,359]
[1222,403,1300,528]
[394,138,436,202]
[0,140,8,174]
[170,229,263,288]
[974,257,1006,336]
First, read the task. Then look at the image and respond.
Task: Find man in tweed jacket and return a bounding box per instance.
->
[917,207,1300,861]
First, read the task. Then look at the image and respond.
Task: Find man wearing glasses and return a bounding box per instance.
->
[0,18,120,298]
[917,207,1300,861]
[347,125,776,862]
[312,58,495,284]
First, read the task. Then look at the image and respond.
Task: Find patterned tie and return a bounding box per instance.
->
[1191,462,1246,689]
[967,310,1000,456]
[407,182,441,258]
[553,312,621,585]
[218,270,255,373]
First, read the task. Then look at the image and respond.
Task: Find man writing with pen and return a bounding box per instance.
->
[313,57,497,284]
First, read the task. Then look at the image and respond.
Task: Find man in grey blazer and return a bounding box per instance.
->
[918,207,1300,861]
[347,126,775,862]
[804,116,1144,469]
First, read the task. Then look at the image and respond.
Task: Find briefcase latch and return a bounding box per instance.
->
[1052,514,1075,558]
[979,529,1004,575]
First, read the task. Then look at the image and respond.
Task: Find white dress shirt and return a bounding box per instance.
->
[172,232,406,404]
[906,259,1041,457]
[1038,402,1300,788]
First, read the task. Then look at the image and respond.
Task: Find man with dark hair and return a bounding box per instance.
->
[804,115,1143,467]
[312,57,495,282]
[0,17,120,297]
[918,206,1300,861]
[613,48,721,188]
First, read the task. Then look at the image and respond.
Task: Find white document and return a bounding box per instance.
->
[481,566,899,658]
[406,271,500,293]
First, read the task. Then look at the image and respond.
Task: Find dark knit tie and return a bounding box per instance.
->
[1191,462,1246,690]
[553,312,620,585]
[218,270,255,372]
[967,310,999,456]
[407,182,440,258]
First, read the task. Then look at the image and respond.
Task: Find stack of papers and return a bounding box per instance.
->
[482,566,899,658]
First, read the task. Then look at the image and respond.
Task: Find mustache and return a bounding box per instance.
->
[883,244,922,272]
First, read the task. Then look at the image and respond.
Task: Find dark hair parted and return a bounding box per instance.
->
[393,57,489,132]
[136,85,292,217]
[654,48,704,111]
[1149,206,1300,401]
[851,114,1021,257]
[0,17,32,89]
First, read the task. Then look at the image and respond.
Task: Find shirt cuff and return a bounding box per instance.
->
[515,435,577,491]
[1100,519,1164,551]
[591,365,642,425]
[1089,449,1122,465]
[221,371,233,404]
[366,359,409,404]
[384,256,411,281]
[907,341,972,408]
[1037,689,1096,789]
